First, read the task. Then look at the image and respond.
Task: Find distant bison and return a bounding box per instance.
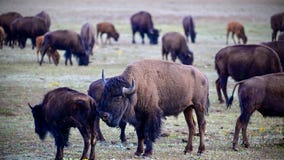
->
[99,59,209,157]
[215,44,282,104]
[0,26,6,49]
[35,11,51,30]
[96,22,119,45]
[29,87,97,160]
[162,32,194,65]
[182,16,196,43]
[130,11,159,44]
[226,21,247,44]
[81,23,95,55]
[36,35,60,65]
[262,41,284,70]
[88,78,128,143]
[227,73,284,151]
[270,12,284,41]
[40,30,89,66]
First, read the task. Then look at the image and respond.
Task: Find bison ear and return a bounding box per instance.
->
[122,78,136,95]
[102,69,107,85]
[28,103,33,110]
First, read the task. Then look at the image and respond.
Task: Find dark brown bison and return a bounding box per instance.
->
[182,16,196,43]
[262,41,284,70]
[215,44,282,104]
[0,12,23,46]
[278,32,284,41]
[162,32,194,65]
[35,11,51,30]
[99,59,209,157]
[227,73,284,151]
[270,12,284,41]
[0,26,5,49]
[29,87,97,160]
[10,16,49,49]
[226,21,247,44]
[40,30,89,66]
[81,23,95,55]
[96,22,119,45]
[36,35,60,65]
[130,11,159,45]
[88,78,127,143]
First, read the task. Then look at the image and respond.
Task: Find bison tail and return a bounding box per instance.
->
[227,81,244,109]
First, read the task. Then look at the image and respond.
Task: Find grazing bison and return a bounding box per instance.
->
[0,26,5,49]
[182,16,196,43]
[99,59,209,157]
[35,11,51,30]
[29,87,97,160]
[215,44,282,104]
[226,21,247,44]
[40,30,89,66]
[278,32,284,41]
[81,23,95,55]
[96,22,119,45]
[88,78,128,143]
[162,32,194,65]
[270,12,284,41]
[130,11,159,44]
[36,35,60,65]
[262,41,284,70]
[227,73,284,151]
[0,12,23,47]
[10,16,49,49]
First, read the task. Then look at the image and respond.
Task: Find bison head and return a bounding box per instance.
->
[99,71,135,127]
[113,33,120,41]
[179,50,194,65]
[148,28,160,45]
[78,53,89,66]
[29,103,48,140]
[242,36,248,44]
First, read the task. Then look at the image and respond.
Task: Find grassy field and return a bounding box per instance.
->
[0,0,284,159]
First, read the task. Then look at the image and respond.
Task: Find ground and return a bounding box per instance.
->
[0,0,284,159]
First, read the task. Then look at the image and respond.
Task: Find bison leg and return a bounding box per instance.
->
[272,30,277,41]
[89,121,97,160]
[55,146,64,160]
[215,79,224,103]
[119,120,127,143]
[139,32,145,44]
[231,32,236,44]
[64,50,72,66]
[233,112,251,151]
[95,117,106,141]
[241,122,250,148]
[132,30,136,44]
[183,107,195,154]
[78,127,90,160]
[233,116,242,151]
[135,124,145,156]
[219,76,229,104]
[226,31,230,44]
[195,106,206,155]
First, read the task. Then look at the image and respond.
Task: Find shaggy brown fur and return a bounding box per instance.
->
[96,22,119,45]
[35,11,51,30]
[36,35,60,65]
[262,41,284,70]
[226,21,247,44]
[270,12,284,41]
[227,73,284,151]
[80,23,95,55]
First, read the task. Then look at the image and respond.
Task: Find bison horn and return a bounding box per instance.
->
[102,69,107,85]
[122,78,136,95]
[28,103,33,110]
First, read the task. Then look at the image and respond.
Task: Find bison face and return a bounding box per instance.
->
[180,51,194,65]
[78,54,89,66]
[114,33,119,41]
[149,28,160,45]
[99,76,135,127]
[29,103,48,140]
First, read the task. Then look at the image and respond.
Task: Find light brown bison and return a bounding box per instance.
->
[227,73,284,151]
[226,21,247,44]
[81,23,95,55]
[0,26,6,49]
[270,12,284,41]
[29,87,97,160]
[262,41,284,70]
[130,11,159,44]
[96,22,119,45]
[162,32,194,65]
[36,35,60,65]
[35,11,51,30]
[182,16,196,43]
[215,44,282,104]
[99,59,209,157]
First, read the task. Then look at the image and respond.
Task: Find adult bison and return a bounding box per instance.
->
[182,16,196,43]
[88,78,128,143]
[215,44,282,104]
[226,21,247,44]
[227,73,284,151]
[262,41,284,70]
[29,87,97,160]
[81,23,95,55]
[99,59,209,157]
[40,30,89,66]
[162,32,194,65]
[96,22,119,45]
[0,12,23,46]
[35,11,51,30]
[130,11,159,45]
[270,12,284,41]
[10,16,49,49]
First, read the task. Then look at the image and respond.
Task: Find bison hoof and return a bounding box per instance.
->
[142,152,152,157]
[233,143,239,151]
[242,142,250,148]
[197,145,205,155]
[183,146,193,155]
[134,151,143,156]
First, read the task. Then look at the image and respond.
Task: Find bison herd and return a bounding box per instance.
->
[1,9,284,160]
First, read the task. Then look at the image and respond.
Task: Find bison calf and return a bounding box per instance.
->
[227,73,284,151]
[96,22,119,45]
[29,87,97,160]
[226,21,247,44]
[36,35,60,65]
[162,32,194,65]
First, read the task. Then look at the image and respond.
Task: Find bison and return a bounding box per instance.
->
[36,35,60,65]
[182,16,196,43]
[278,32,284,41]
[162,32,194,65]
[96,22,119,45]
[130,11,159,45]
[29,87,97,160]
[215,44,282,104]
[270,12,284,41]
[0,12,23,47]
[40,30,89,66]
[88,78,128,143]
[0,26,6,49]
[262,41,284,70]
[99,59,209,157]
[226,21,247,44]
[81,23,95,55]
[227,73,284,151]
[35,11,51,30]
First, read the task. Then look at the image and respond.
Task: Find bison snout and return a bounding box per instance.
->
[99,112,111,122]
